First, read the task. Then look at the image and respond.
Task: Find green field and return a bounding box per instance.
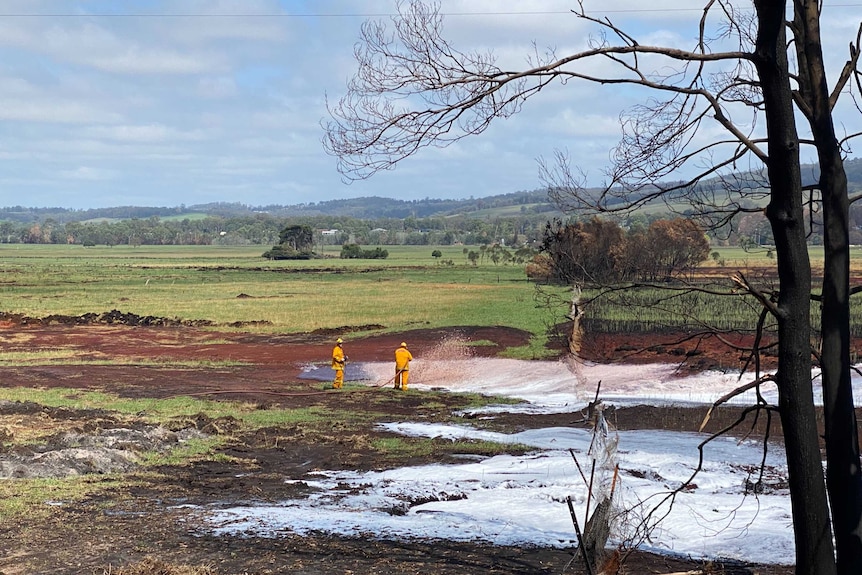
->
[699,245,862,271]
[2,243,856,358]
[0,244,564,358]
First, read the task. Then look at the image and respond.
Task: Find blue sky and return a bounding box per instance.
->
[0,1,859,209]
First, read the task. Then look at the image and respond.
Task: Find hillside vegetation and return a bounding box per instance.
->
[3,157,859,223]
[1,158,861,251]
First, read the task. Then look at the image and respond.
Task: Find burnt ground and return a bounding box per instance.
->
[0,322,806,575]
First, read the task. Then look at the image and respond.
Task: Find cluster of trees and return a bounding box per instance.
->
[262,225,317,260]
[340,244,389,259]
[0,204,192,224]
[535,217,710,284]
[261,225,391,260]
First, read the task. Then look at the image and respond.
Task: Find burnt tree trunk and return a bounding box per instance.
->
[754,1,836,573]
[794,2,862,571]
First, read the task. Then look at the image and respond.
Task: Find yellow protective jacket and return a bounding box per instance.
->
[331,345,345,370]
[395,347,413,371]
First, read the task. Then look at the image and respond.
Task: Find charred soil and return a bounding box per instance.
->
[0,323,801,575]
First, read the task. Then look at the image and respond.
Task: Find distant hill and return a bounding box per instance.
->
[0,189,559,223]
[2,158,861,223]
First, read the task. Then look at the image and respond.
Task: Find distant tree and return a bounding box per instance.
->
[431,249,442,260]
[278,225,314,252]
[513,246,537,264]
[340,243,363,259]
[262,224,317,260]
[525,253,553,282]
[541,218,625,284]
[640,219,710,281]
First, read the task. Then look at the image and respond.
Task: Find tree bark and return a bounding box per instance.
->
[794,2,862,571]
[754,1,836,573]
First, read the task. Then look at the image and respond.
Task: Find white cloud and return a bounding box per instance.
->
[0,97,120,124]
[196,76,238,99]
[82,124,206,143]
[0,0,857,208]
[89,47,224,75]
[544,110,622,138]
[60,166,117,181]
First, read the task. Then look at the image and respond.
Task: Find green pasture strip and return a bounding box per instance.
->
[0,244,567,358]
[0,475,124,522]
[139,436,230,467]
[702,245,862,272]
[0,351,248,368]
[0,387,250,421]
[0,349,80,363]
[0,243,503,265]
[0,387,519,429]
[0,244,268,261]
[370,437,533,461]
[313,244,488,263]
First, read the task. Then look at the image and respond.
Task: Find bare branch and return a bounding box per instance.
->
[731,271,780,317]
[323,0,761,182]
[700,373,776,431]
[829,23,862,110]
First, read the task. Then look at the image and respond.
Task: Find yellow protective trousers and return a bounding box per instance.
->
[333,368,344,389]
[394,369,409,390]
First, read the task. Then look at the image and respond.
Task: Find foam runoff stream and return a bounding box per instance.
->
[359,356,862,409]
[201,424,794,564]
[296,335,851,409]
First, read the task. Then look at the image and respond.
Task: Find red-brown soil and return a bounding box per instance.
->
[0,323,800,574]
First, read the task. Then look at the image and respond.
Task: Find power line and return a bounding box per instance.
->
[0,5,859,17]
[0,3,859,19]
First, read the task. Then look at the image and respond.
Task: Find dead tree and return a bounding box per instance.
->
[323,2,862,572]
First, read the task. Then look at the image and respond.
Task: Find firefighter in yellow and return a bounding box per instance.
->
[394,342,413,390]
[331,338,346,389]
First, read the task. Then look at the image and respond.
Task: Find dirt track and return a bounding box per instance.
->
[0,323,793,575]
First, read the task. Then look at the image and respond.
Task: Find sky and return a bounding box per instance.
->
[1,1,860,210]
[195,356,849,566]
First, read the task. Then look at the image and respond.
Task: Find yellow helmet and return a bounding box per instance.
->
[336,338,343,344]
[400,342,407,347]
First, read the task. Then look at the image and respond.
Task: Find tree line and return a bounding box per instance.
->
[0,213,555,248]
[6,204,854,252]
